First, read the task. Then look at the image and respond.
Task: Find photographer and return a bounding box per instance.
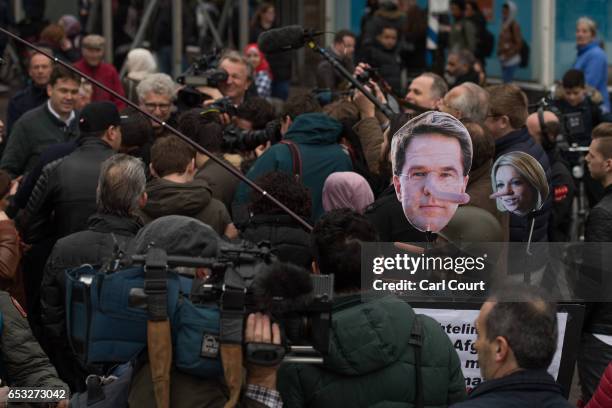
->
[217,51,253,107]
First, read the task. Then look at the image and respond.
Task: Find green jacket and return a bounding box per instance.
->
[0,291,68,390]
[234,113,353,220]
[0,103,79,177]
[278,294,467,408]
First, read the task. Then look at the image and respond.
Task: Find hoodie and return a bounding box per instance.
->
[140,178,231,235]
[234,113,353,220]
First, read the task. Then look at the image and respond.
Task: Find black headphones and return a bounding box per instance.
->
[537,106,548,138]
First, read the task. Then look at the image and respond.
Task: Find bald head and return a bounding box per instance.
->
[526,111,559,144]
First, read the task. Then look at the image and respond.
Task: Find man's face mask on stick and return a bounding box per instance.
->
[392,112,472,233]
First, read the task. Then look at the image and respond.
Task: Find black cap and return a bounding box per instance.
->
[79,102,121,133]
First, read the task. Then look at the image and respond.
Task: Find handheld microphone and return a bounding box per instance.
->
[258,25,324,54]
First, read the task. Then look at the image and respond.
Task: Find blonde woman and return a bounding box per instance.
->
[490,151,549,216]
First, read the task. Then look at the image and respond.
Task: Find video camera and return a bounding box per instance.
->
[222,119,282,152]
[176,51,229,110]
[118,241,333,366]
[177,51,227,88]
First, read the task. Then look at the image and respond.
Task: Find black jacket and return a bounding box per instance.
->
[23,137,115,243]
[583,184,612,335]
[449,69,481,89]
[5,83,48,137]
[552,97,604,146]
[241,213,312,270]
[495,128,552,243]
[451,370,572,408]
[40,213,142,391]
[547,148,575,242]
[365,184,429,242]
[316,47,354,91]
[361,41,402,95]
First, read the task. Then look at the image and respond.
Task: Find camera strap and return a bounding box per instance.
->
[280,140,303,182]
[220,282,247,408]
[409,315,424,408]
[144,248,171,408]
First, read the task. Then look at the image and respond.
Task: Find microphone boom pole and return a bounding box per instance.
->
[304,36,394,119]
[0,26,313,232]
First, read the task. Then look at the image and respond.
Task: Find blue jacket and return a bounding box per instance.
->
[574,41,610,113]
[233,113,352,220]
[450,369,572,408]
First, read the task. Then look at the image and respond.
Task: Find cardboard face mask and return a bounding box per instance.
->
[393,133,471,233]
[490,152,548,217]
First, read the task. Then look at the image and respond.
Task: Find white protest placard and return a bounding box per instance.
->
[415,308,568,390]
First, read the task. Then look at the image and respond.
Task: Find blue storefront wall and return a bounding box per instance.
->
[555,0,612,81]
[350,0,535,81]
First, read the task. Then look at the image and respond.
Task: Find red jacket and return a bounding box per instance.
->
[586,361,612,408]
[74,59,126,110]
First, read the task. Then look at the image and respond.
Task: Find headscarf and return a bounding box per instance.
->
[503,1,517,29]
[58,15,81,38]
[322,172,375,214]
[244,43,272,76]
[125,48,158,81]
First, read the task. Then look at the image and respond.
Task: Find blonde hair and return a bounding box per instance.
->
[577,17,597,37]
[491,151,549,213]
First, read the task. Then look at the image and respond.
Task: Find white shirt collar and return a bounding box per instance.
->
[47,100,75,126]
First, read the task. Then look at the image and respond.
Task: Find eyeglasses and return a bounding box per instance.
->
[398,170,463,190]
[144,102,172,112]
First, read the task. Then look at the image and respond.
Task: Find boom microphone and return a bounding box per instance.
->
[258,25,324,54]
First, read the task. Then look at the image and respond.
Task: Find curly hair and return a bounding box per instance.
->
[249,171,312,218]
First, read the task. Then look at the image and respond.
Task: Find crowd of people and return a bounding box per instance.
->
[0,0,611,407]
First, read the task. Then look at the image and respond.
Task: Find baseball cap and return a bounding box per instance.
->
[79,102,121,133]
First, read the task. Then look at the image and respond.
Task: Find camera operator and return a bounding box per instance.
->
[127,215,295,408]
[278,209,467,407]
[217,51,253,107]
[137,73,178,137]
